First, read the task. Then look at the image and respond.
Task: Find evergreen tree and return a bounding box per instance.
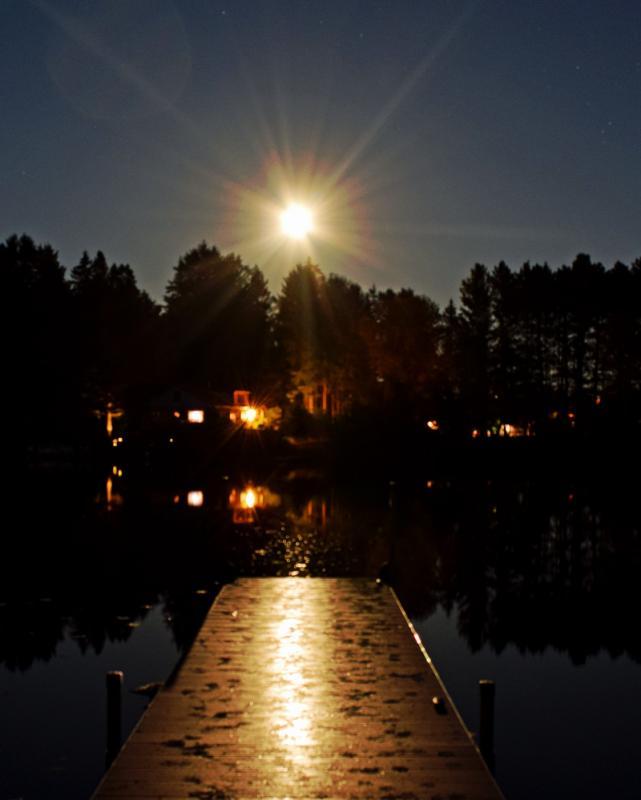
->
[367,288,441,417]
[276,261,331,409]
[489,261,521,420]
[517,262,555,425]
[324,274,373,411]
[436,299,462,430]
[459,264,492,428]
[163,242,272,393]
[0,234,73,441]
[71,250,160,411]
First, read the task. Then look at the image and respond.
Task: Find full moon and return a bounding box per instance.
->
[280,203,313,239]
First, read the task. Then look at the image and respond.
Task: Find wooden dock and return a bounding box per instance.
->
[92,578,504,799]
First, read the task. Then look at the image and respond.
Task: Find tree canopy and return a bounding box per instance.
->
[4,230,641,447]
[164,242,273,393]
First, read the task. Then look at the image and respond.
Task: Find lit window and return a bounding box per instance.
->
[187,409,205,424]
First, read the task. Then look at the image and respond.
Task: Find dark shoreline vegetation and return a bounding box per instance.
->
[4,232,641,474]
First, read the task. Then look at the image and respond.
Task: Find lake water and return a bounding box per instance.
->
[1,469,640,799]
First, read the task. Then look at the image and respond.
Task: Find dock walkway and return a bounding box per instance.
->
[93,577,504,799]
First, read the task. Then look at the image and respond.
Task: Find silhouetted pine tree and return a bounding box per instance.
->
[459,263,492,429]
[489,261,522,421]
[70,250,160,414]
[366,288,440,418]
[517,262,555,426]
[163,242,272,394]
[0,234,74,443]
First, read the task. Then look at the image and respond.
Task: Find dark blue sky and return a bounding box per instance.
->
[3,0,640,305]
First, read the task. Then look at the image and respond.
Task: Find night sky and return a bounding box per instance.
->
[3,0,641,305]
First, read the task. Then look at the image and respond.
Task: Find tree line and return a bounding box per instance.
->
[3,232,641,447]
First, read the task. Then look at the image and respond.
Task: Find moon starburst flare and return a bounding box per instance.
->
[219,151,379,288]
[280,203,314,239]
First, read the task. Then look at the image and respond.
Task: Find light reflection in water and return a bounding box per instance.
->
[228,485,281,524]
[243,488,256,508]
[303,498,328,527]
[103,475,123,509]
[187,490,204,507]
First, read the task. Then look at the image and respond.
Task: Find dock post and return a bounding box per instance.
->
[479,679,495,773]
[106,670,124,767]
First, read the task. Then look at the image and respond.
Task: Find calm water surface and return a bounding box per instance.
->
[1,470,640,799]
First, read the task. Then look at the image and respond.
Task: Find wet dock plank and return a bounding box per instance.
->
[92,577,504,799]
